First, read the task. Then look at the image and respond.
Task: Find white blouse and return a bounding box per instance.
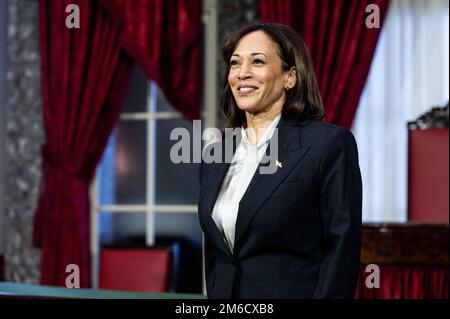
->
[211,114,281,251]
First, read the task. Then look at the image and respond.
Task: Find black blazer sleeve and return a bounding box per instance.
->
[312,127,363,298]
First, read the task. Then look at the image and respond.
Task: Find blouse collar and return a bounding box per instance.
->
[241,114,282,149]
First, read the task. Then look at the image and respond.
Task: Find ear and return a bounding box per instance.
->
[284,66,297,89]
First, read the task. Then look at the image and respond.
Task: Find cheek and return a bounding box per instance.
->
[273,75,288,92]
[259,70,280,87]
[228,70,237,86]
[260,75,283,94]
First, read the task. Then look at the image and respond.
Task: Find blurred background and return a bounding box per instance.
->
[0,0,448,298]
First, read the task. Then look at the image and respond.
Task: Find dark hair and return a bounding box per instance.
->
[221,23,324,127]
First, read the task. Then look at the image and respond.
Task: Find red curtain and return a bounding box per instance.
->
[259,0,390,128]
[355,264,449,299]
[34,0,133,287]
[98,0,203,120]
[35,0,202,287]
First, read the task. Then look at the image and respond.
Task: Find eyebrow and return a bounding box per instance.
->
[231,52,267,58]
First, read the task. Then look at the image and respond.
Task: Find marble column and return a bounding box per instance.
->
[4,0,43,283]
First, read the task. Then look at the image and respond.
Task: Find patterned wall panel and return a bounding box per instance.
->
[5,0,43,283]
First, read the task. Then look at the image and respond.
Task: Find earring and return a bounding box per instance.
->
[284,86,291,92]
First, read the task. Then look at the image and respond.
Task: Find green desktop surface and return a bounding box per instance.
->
[0,282,206,299]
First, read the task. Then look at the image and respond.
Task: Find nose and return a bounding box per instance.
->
[237,62,252,80]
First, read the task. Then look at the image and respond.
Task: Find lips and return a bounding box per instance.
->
[237,84,258,95]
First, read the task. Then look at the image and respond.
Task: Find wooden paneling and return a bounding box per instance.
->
[361,223,449,264]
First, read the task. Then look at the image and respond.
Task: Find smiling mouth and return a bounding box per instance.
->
[237,86,258,96]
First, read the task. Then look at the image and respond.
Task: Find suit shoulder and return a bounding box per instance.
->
[298,120,355,145]
[299,119,349,133]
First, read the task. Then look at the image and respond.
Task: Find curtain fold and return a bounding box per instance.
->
[98,0,203,120]
[34,0,133,287]
[35,0,203,287]
[259,0,389,128]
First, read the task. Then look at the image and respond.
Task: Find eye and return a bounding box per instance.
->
[230,60,240,66]
[253,59,265,65]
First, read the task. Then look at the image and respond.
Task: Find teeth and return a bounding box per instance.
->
[239,87,256,92]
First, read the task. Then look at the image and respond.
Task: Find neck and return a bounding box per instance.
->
[245,98,283,129]
[244,102,282,144]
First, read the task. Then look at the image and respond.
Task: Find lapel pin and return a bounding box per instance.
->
[276,160,282,168]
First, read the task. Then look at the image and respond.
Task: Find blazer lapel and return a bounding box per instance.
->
[202,162,232,256]
[200,133,240,257]
[234,119,311,251]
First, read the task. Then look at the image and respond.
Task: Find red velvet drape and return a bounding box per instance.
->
[98,0,203,120]
[355,264,449,299]
[259,0,390,128]
[34,0,133,287]
[35,0,202,287]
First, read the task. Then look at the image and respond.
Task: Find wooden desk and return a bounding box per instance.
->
[361,223,449,264]
[356,223,449,299]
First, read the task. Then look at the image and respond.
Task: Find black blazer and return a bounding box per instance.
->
[198,118,362,299]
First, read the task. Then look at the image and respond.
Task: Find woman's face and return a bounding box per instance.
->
[228,31,295,115]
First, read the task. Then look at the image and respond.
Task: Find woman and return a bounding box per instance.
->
[198,23,362,299]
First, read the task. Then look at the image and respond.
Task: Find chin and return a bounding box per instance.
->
[236,104,259,113]
[234,99,258,112]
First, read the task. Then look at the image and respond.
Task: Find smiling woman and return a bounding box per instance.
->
[198,23,363,299]
[228,31,294,122]
[221,23,324,130]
